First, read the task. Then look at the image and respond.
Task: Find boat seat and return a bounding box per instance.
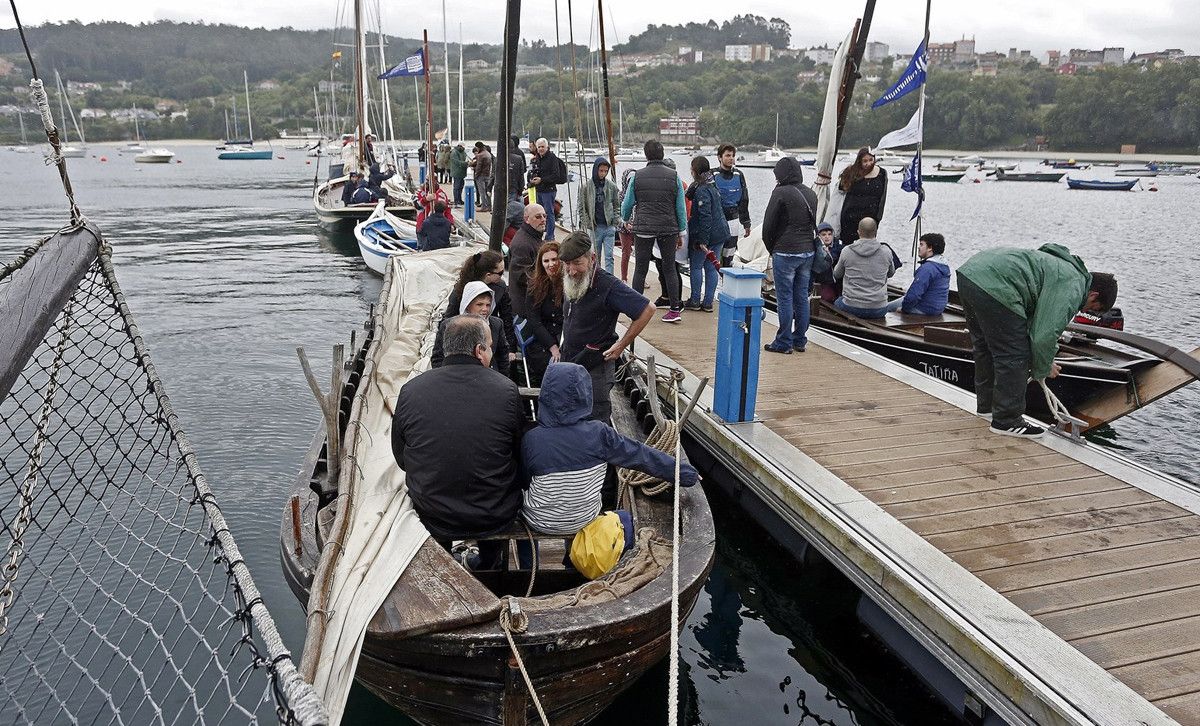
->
[884,310,949,328]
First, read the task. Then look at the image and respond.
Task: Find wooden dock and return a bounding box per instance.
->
[627,298,1200,724]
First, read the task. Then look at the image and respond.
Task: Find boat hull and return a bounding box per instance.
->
[994,169,1066,182]
[1067,178,1138,191]
[218,149,273,160]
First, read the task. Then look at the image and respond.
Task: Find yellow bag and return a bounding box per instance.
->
[526,186,537,205]
[569,512,626,580]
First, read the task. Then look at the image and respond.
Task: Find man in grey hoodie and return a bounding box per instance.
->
[832,217,896,318]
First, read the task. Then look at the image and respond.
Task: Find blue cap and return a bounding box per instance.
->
[816,222,834,233]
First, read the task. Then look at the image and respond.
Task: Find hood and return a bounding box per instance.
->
[846,237,883,257]
[537,362,593,427]
[460,280,495,315]
[773,156,804,186]
[1037,243,1089,277]
[920,254,950,272]
[591,156,611,184]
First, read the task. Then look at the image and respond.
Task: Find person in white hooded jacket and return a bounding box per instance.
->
[430,280,510,371]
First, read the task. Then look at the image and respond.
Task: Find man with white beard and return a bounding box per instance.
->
[557,231,655,422]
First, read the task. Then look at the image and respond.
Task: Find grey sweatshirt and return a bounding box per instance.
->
[833,237,896,308]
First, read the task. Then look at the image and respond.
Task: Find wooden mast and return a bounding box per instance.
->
[489,0,522,250]
[834,0,877,152]
[597,0,618,174]
[424,30,435,195]
[353,0,367,169]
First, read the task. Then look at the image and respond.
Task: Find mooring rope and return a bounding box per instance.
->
[666,381,683,726]
[499,598,550,726]
[1038,379,1074,427]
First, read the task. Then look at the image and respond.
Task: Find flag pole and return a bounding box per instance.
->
[911,0,931,267]
[424,32,435,196]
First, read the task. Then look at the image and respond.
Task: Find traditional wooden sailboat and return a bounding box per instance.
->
[281,250,715,724]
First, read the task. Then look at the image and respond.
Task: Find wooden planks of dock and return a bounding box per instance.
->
[634,304,1200,724]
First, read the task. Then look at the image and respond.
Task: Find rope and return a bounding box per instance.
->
[1038,379,1074,425]
[499,598,550,726]
[666,382,682,726]
[520,520,538,598]
[550,0,575,222]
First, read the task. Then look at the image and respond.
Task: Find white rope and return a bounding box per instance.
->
[667,380,682,726]
[499,598,549,725]
[1038,379,1073,425]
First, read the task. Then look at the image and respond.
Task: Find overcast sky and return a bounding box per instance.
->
[3,1,1196,56]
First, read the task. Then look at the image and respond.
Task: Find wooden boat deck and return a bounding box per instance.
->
[632,300,1200,724]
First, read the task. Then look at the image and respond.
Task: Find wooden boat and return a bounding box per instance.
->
[281,268,716,724]
[804,293,1200,432]
[933,161,970,173]
[1066,178,1138,191]
[1043,159,1090,169]
[352,201,480,274]
[993,168,1066,182]
[1114,167,1156,177]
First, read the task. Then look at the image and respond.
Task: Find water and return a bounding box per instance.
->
[2,145,1196,724]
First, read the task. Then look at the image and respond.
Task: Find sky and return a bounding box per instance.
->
[2,1,1197,57]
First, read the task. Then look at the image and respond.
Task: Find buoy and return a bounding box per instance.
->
[176,159,182,164]
[306,160,311,165]
[1148,183,1158,192]
[278,155,286,160]
[99,156,107,162]
[973,178,981,183]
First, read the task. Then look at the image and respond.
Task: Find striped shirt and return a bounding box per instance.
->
[522,462,607,535]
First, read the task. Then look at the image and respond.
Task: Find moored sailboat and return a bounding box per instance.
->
[218,71,273,160]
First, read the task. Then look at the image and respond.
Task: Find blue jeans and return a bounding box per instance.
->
[592,225,616,273]
[537,190,557,239]
[688,239,725,306]
[834,296,890,319]
[772,252,814,350]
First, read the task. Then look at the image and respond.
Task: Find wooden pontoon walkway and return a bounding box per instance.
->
[629,300,1200,725]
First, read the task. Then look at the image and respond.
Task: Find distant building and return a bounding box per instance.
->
[318,80,350,93]
[865,41,890,63]
[256,80,280,90]
[928,42,955,65]
[1068,49,1104,68]
[79,108,109,119]
[954,38,976,64]
[1130,49,1196,67]
[977,51,1006,66]
[796,69,825,84]
[725,44,772,63]
[659,113,700,142]
[66,80,101,95]
[1044,50,1062,68]
[928,37,975,66]
[804,45,836,65]
[0,58,15,75]
[972,63,999,77]
[1102,47,1126,65]
[466,59,491,70]
[677,46,703,64]
[1057,62,1078,75]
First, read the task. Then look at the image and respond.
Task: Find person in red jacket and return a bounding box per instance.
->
[415,179,453,233]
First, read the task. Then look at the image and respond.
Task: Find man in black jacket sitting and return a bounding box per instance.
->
[391,316,527,563]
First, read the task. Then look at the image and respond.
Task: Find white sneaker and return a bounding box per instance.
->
[989,423,1044,439]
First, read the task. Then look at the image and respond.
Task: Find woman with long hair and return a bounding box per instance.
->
[683,155,729,312]
[521,241,564,385]
[446,250,518,368]
[838,147,887,245]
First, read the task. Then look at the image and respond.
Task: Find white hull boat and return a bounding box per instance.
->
[134,148,175,163]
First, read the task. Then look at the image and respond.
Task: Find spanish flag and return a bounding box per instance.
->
[331,50,343,60]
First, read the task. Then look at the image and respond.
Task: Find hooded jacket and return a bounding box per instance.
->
[833,236,897,309]
[761,157,819,255]
[685,173,729,249]
[431,281,510,371]
[446,278,518,355]
[520,363,698,534]
[391,351,526,540]
[958,244,1092,379]
[900,254,951,315]
[577,157,620,231]
[450,146,469,178]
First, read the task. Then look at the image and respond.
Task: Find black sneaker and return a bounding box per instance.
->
[764,342,792,354]
[654,296,669,306]
[700,304,714,313]
[989,423,1044,438]
[683,300,702,311]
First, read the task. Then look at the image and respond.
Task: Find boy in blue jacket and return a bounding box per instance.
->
[521,362,698,536]
[888,232,951,315]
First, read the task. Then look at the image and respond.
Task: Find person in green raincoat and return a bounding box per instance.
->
[450,143,470,207]
[957,244,1117,438]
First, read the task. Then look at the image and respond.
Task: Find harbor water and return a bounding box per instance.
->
[2,145,1196,724]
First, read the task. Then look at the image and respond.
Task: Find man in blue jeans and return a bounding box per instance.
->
[530,138,568,240]
[760,157,818,353]
[577,156,619,273]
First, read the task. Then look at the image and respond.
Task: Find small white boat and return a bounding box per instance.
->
[934,161,971,172]
[1114,167,1157,177]
[58,144,87,158]
[354,202,421,274]
[736,147,789,169]
[871,149,909,169]
[134,148,175,164]
[952,154,985,165]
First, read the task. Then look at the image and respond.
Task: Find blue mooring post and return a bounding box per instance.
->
[464,178,476,222]
[713,267,766,423]
[419,162,427,185]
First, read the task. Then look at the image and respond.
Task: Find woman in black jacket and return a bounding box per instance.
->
[762,156,819,354]
[520,241,564,386]
[838,147,888,245]
[446,250,519,365]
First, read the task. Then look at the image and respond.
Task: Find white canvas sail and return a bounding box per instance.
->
[813,29,855,225]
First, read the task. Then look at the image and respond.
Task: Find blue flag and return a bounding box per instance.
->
[379,51,425,79]
[872,42,927,108]
[901,150,924,220]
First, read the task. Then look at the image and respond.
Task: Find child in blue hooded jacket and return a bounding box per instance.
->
[521,362,698,535]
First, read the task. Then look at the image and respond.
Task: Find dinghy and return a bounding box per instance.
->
[1066,178,1138,191]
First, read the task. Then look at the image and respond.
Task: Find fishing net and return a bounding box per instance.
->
[0,223,327,725]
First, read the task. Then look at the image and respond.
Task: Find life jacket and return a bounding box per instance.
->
[713,168,744,211]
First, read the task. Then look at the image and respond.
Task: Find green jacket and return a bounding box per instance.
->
[577,176,620,232]
[450,147,469,178]
[958,243,1091,380]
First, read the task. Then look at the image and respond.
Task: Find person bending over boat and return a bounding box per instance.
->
[417,201,452,251]
[507,204,549,317]
[832,218,897,319]
[431,281,510,373]
[366,161,396,204]
[391,315,526,565]
[886,233,950,315]
[520,363,698,536]
[559,232,656,423]
[958,245,1117,439]
[446,251,519,365]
